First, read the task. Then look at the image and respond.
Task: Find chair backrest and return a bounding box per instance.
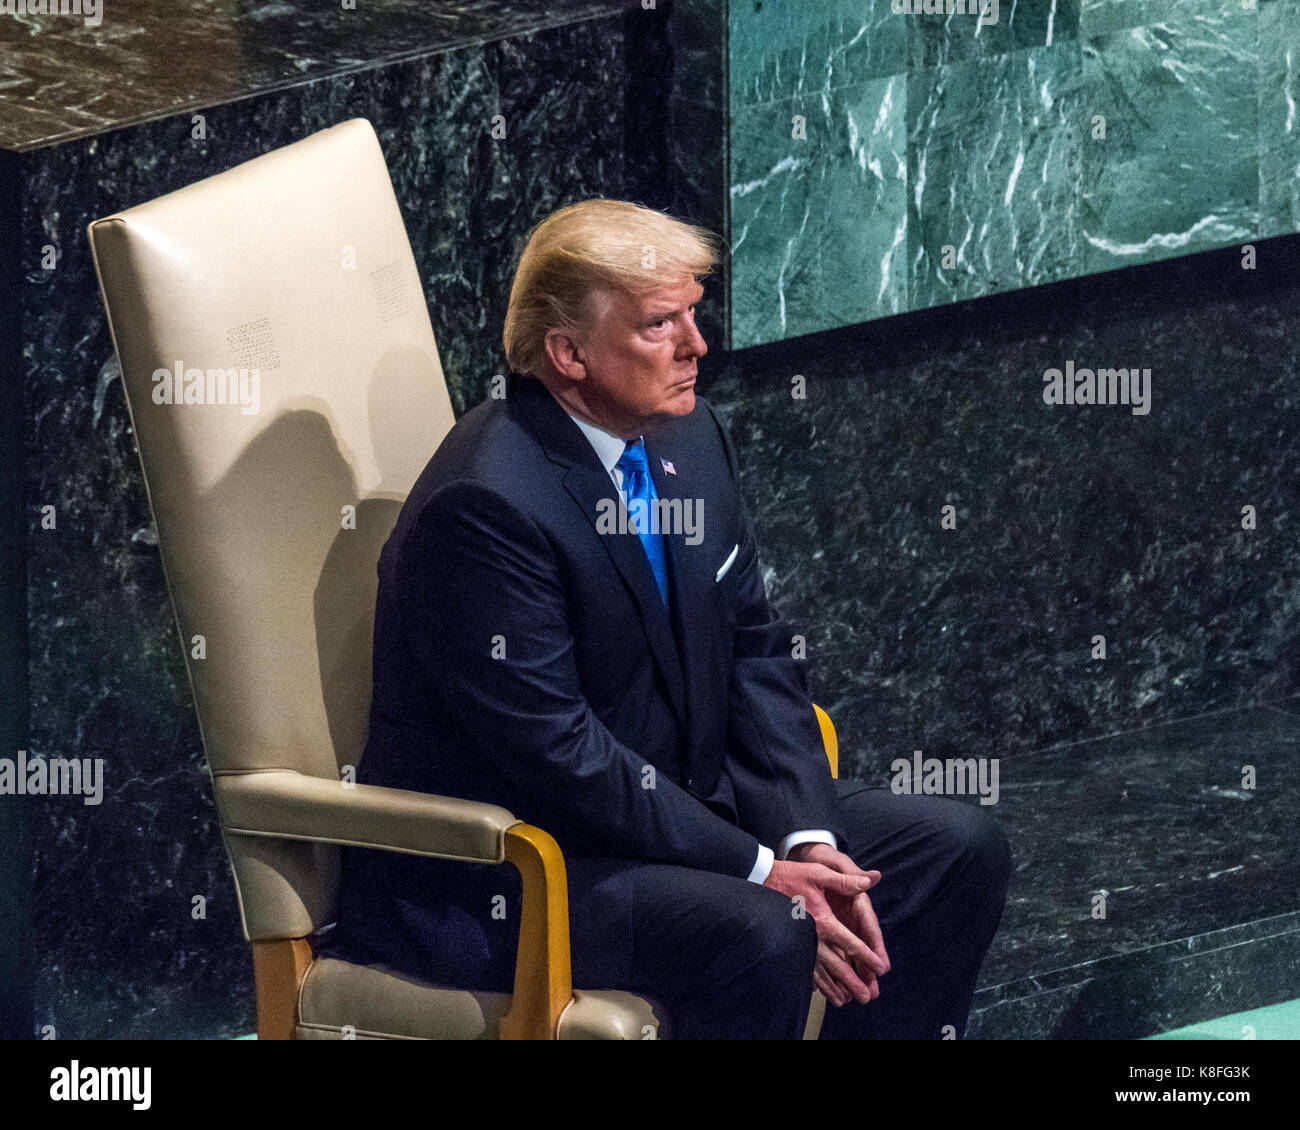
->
[88,119,456,940]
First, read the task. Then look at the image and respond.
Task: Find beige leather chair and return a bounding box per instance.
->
[87,118,835,1040]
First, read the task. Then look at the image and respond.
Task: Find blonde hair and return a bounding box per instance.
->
[503,199,721,377]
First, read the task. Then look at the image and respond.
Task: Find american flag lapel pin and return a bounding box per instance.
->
[660,458,676,476]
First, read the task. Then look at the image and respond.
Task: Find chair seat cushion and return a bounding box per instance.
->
[294,956,661,1040]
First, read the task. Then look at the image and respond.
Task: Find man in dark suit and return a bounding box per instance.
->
[325,200,1011,1039]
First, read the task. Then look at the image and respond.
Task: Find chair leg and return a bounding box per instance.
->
[252,937,313,1040]
[803,987,827,1040]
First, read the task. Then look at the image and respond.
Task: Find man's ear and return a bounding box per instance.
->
[543,325,587,383]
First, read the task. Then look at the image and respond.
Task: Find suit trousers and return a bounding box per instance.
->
[325,777,1012,1039]
[562,777,1011,1039]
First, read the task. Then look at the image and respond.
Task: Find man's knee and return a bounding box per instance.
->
[945,802,1012,892]
[653,886,817,1039]
[739,889,819,989]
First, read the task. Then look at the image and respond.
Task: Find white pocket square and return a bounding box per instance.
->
[715,543,739,582]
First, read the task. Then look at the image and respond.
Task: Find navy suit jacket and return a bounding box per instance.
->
[329,371,846,983]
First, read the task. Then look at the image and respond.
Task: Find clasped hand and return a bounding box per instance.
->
[761,842,890,1007]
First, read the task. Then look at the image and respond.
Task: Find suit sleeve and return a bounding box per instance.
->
[394,478,764,880]
[704,403,850,851]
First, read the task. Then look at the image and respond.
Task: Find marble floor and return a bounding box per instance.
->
[970,696,1300,1038]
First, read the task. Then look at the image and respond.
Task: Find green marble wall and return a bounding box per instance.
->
[720,0,1298,347]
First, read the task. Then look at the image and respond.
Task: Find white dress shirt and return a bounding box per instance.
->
[566,410,837,884]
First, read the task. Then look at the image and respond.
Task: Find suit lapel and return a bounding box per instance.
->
[510,374,689,732]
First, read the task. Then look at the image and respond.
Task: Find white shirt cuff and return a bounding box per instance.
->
[777,829,838,859]
[746,844,775,884]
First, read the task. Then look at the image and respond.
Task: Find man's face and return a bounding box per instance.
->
[567,275,708,438]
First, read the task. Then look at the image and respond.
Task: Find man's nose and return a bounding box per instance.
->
[678,314,708,359]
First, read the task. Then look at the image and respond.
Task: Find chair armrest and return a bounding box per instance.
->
[213,769,517,862]
[214,770,572,1039]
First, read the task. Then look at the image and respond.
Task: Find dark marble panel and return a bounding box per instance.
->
[668,92,731,353]
[0,0,641,151]
[22,9,667,1038]
[621,5,675,215]
[0,148,34,1040]
[700,235,1300,775]
[667,0,726,112]
[667,0,729,349]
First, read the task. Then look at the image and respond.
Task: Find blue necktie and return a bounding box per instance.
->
[616,439,670,606]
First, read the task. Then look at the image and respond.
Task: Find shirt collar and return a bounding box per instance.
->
[567,412,637,476]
